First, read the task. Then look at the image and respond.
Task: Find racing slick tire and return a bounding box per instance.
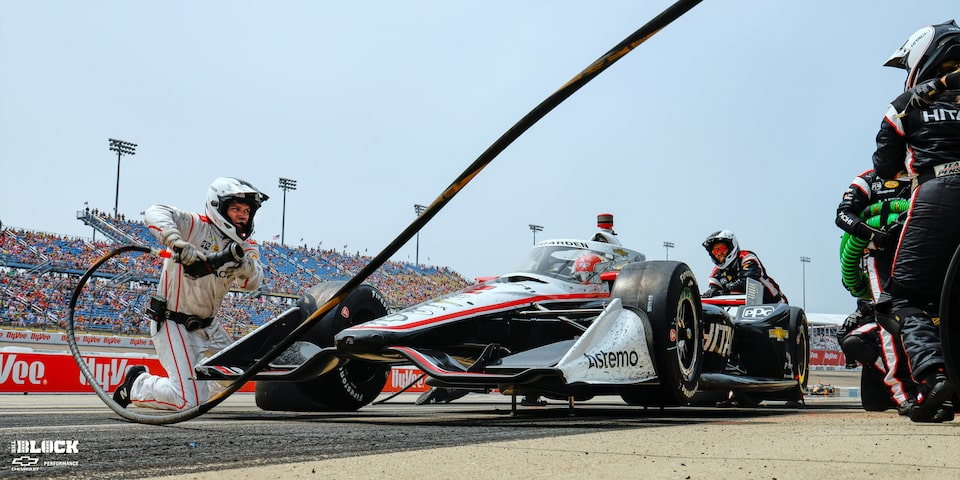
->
[942,243,960,385]
[611,261,703,407]
[255,281,390,411]
[787,306,810,402]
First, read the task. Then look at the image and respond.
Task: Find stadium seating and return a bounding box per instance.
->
[1,214,470,335]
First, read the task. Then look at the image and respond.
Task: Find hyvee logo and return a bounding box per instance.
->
[0,354,46,385]
[10,440,79,454]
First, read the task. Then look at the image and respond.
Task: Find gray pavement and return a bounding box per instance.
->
[3,370,959,480]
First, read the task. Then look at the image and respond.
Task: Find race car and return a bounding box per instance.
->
[197,226,808,411]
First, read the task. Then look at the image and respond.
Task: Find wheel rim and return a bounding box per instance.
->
[676,291,699,381]
[796,325,809,387]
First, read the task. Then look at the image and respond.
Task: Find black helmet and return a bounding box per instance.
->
[884,20,960,89]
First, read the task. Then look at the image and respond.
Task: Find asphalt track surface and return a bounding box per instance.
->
[4,371,960,480]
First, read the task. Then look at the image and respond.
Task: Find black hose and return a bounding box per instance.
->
[67,245,209,424]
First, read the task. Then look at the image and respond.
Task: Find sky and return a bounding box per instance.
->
[1,1,958,316]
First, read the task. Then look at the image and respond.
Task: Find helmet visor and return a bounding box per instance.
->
[710,243,730,264]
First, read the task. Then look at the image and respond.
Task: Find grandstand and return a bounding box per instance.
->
[0,208,471,337]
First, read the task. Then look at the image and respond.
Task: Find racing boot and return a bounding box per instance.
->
[909,369,955,423]
[112,365,146,408]
[897,399,916,416]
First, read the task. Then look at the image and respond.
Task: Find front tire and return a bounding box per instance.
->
[255,282,390,411]
[613,261,702,406]
[788,307,810,401]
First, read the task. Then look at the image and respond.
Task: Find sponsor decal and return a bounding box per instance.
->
[883,180,901,189]
[5,331,27,341]
[340,306,350,318]
[9,439,80,473]
[0,354,46,386]
[583,349,643,369]
[703,322,733,357]
[921,108,959,123]
[541,240,590,248]
[768,326,789,342]
[78,358,129,391]
[741,306,775,319]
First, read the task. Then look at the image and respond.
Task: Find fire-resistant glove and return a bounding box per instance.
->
[160,228,205,266]
[907,71,960,109]
[227,255,257,278]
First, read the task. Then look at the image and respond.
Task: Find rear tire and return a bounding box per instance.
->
[255,282,390,411]
[613,261,702,406]
[942,243,960,385]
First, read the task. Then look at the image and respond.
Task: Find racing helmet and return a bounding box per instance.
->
[702,230,739,270]
[572,253,604,283]
[884,20,960,89]
[205,177,269,244]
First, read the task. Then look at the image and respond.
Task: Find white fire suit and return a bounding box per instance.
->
[129,204,263,411]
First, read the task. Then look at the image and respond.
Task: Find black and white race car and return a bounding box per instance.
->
[198,227,808,411]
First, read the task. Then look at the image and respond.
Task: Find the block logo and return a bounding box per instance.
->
[9,439,80,472]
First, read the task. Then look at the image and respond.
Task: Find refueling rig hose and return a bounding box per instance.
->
[839,199,910,299]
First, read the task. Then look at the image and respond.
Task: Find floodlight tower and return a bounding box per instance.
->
[278,177,297,245]
[800,256,811,311]
[663,241,675,260]
[108,138,137,218]
[414,204,427,266]
[529,224,544,245]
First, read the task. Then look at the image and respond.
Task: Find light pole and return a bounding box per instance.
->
[278,177,297,245]
[800,256,811,311]
[108,138,137,218]
[414,204,427,266]
[663,241,674,260]
[529,224,543,244]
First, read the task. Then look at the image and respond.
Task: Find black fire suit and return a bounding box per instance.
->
[835,169,916,410]
[703,250,785,304]
[873,85,960,382]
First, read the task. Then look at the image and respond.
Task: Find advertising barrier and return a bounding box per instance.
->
[0,350,428,395]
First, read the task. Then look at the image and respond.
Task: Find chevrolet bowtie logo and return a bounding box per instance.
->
[12,456,40,467]
[769,327,789,342]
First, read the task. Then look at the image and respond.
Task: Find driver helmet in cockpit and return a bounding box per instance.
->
[572,253,605,283]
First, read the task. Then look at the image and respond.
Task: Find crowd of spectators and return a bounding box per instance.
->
[1,216,471,337]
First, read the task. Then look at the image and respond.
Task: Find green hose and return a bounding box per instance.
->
[839,199,911,299]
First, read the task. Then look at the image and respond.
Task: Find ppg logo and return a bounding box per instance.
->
[741,306,774,319]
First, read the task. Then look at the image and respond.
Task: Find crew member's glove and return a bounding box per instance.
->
[907,71,960,109]
[908,78,947,109]
[701,288,718,298]
[227,255,257,278]
[853,221,901,250]
[160,228,205,266]
[852,221,881,242]
[875,223,903,251]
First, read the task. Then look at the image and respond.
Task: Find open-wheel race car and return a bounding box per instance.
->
[197,221,808,412]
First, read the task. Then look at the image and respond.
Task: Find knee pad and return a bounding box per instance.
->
[841,334,880,365]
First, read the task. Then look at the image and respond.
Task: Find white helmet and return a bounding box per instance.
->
[884,20,960,89]
[702,230,739,270]
[206,177,269,244]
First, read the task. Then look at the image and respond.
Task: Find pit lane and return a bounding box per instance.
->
[3,371,959,480]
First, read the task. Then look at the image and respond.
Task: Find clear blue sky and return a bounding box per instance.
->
[2,1,958,314]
